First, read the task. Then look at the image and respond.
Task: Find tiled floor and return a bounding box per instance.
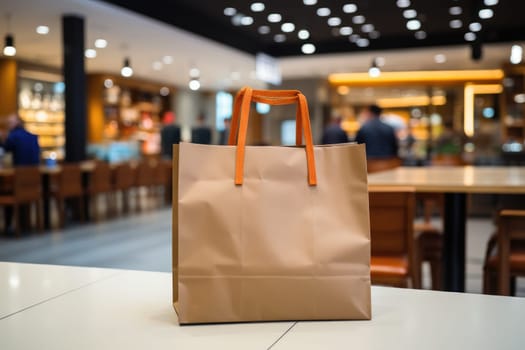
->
[0,208,523,296]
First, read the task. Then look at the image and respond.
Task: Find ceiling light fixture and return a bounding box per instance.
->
[361,24,374,33]
[224,7,237,16]
[479,8,494,19]
[369,30,381,39]
[274,34,286,42]
[356,38,370,47]
[94,39,107,48]
[406,19,421,30]
[84,49,97,58]
[484,0,498,6]
[298,29,310,39]
[415,30,427,39]
[121,58,133,77]
[434,54,447,63]
[3,14,15,57]
[396,0,411,8]
[267,13,282,23]
[36,25,49,35]
[317,8,331,17]
[449,19,462,29]
[403,9,417,19]
[510,45,523,64]
[241,16,254,26]
[343,3,357,13]
[469,22,482,32]
[449,6,462,15]
[339,26,353,36]
[328,17,342,26]
[301,43,316,54]
[250,3,265,12]
[281,22,295,32]
[349,34,360,43]
[258,25,270,34]
[353,15,366,24]
[189,79,200,91]
[303,0,317,5]
[464,32,476,42]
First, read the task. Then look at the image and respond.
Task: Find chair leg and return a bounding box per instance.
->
[483,268,496,295]
[57,198,65,228]
[510,276,517,296]
[78,196,85,222]
[36,200,43,232]
[13,204,19,236]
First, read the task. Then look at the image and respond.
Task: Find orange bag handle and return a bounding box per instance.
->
[228,86,317,186]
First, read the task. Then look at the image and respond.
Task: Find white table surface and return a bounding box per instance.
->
[0,262,524,350]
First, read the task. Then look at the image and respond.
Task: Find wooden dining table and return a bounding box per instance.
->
[368,166,525,292]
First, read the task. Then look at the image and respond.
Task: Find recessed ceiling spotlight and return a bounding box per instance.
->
[152,61,163,70]
[250,2,265,12]
[510,45,523,64]
[224,7,236,16]
[434,54,447,63]
[281,22,295,32]
[464,32,476,41]
[298,29,310,39]
[241,16,254,25]
[160,87,170,96]
[84,49,97,58]
[189,79,200,91]
[94,39,107,48]
[469,22,482,32]
[356,38,370,47]
[104,79,113,89]
[258,25,270,34]
[121,58,133,77]
[301,43,316,54]
[406,19,421,30]
[343,3,358,13]
[403,9,417,19]
[396,0,411,8]
[328,17,342,26]
[349,34,360,43]
[449,19,462,29]
[369,30,381,39]
[231,14,243,26]
[317,8,331,17]
[484,0,498,6]
[362,24,374,33]
[479,8,494,19]
[268,13,282,23]
[36,25,49,35]
[274,34,286,42]
[339,26,353,36]
[303,0,317,5]
[353,15,365,24]
[449,6,462,15]
[415,30,427,39]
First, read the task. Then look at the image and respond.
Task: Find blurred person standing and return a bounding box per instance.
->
[219,117,231,145]
[191,114,212,145]
[355,105,398,158]
[160,112,181,159]
[1,113,40,166]
[321,115,349,144]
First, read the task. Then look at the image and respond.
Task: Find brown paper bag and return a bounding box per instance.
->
[173,87,371,324]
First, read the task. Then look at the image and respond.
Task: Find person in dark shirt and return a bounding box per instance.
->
[160,124,181,159]
[2,113,40,166]
[321,116,349,144]
[219,117,231,145]
[191,114,212,145]
[355,105,398,158]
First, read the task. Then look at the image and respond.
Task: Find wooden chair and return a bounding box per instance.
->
[483,210,525,296]
[134,160,156,211]
[367,157,402,174]
[50,164,85,228]
[0,166,43,235]
[86,162,113,221]
[369,187,420,288]
[112,162,136,214]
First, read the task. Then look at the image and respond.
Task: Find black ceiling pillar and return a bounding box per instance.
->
[62,15,87,162]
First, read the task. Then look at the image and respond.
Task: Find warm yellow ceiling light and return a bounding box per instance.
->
[328,69,504,86]
[337,85,350,95]
[377,95,446,108]
[464,83,503,137]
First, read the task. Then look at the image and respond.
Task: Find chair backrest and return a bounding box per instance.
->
[14,166,42,202]
[369,187,415,258]
[57,164,84,197]
[431,154,464,166]
[367,157,402,174]
[113,162,135,190]
[89,161,112,193]
[135,160,155,187]
[496,210,525,295]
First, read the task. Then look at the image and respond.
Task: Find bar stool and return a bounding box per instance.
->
[0,166,43,235]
